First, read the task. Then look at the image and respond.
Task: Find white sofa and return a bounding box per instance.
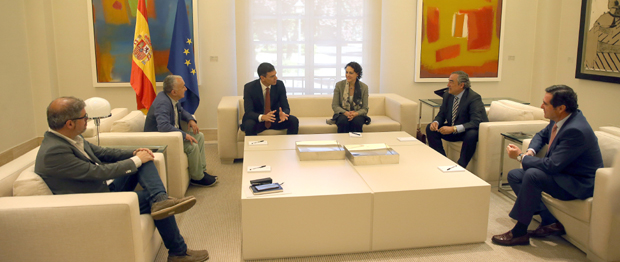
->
[0,147,168,262]
[217,94,418,163]
[83,109,190,198]
[521,126,620,262]
[443,100,549,183]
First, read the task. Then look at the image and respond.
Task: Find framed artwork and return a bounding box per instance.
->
[414,0,506,82]
[87,0,198,87]
[575,0,620,84]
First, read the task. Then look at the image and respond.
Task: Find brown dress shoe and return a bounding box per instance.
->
[492,230,530,246]
[168,249,209,262]
[527,222,566,238]
[151,196,196,220]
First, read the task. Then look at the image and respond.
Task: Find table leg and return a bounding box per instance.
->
[498,137,516,201]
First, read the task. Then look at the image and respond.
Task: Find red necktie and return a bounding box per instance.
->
[548,124,558,148]
[264,87,271,129]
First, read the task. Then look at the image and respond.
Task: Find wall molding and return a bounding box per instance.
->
[0,137,43,167]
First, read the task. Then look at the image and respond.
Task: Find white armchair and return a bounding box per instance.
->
[0,147,168,262]
[522,127,620,262]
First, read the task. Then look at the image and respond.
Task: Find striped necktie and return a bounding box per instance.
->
[452,96,459,125]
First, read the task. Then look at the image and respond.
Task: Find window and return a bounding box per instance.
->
[250,0,364,95]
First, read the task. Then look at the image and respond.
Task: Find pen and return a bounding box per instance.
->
[250,165,266,170]
[446,165,458,170]
[252,140,265,144]
[351,132,361,136]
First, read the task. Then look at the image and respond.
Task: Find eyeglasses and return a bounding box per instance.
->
[71,113,89,121]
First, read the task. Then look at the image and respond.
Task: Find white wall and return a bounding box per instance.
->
[530,1,620,129]
[0,1,37,153]
[3,0,619,154]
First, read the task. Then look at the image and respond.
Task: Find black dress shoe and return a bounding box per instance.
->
[492,230,530,246]
[190,172,218,187]
[528,222,566,238]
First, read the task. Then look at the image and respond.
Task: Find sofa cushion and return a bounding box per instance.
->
[595,131,620,167]
[83,108,130,137]
[111,110,146,132]
[487,101,535,122]
[498,100,544,120]
[600,126,620,137]
[13,165,53,196]
[542,193,592,223]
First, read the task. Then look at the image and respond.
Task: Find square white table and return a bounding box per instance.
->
[241,132,490,259]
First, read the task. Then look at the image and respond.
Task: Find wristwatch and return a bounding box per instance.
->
[516,153,524,162]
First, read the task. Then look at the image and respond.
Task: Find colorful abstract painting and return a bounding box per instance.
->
[575,0,620,84]
[90,0,194,83]
[415,0,505,82]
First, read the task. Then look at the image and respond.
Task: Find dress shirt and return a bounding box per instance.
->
[525,113,572,160]
[432,90,465,133]
[167,94,180,129]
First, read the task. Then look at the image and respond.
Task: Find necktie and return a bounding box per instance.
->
[175,103,181,128]
[264,87,271,129]
[452,96,459,125]
[548,124,558,148]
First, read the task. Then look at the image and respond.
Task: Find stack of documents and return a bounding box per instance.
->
[344,143,399,165]
[295,140,345,161]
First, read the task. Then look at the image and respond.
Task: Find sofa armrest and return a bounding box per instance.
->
[588,155,620,261]
[218,96,242,163]
[0,192,146,262]
[476,120,548,182]
[383,94,418,136]
[85,132,187,198]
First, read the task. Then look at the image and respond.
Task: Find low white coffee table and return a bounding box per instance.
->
[241,132,490,259]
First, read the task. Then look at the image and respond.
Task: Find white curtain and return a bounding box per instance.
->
[236,0,380,95]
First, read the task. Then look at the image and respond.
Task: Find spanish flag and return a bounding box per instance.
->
[130,0,156,113]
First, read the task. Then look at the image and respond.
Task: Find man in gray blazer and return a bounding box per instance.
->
[35,97,209,262]
[144,75,217,187]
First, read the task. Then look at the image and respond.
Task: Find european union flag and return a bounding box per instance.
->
[168,0,199,114]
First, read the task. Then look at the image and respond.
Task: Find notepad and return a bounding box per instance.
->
[248,140,268,145]
[397,137,417,142]
[247,165,271,172]
[437,165,466,172]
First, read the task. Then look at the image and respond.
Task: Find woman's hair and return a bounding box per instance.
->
[344,62,363,104]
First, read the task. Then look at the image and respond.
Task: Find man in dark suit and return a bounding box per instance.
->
[36,97,209,262]
[492,85,603,246]
[144,75,217,187]
[426,71,488,168]
[242,62,299,136]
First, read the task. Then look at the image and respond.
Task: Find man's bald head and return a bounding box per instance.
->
[47,97,85,130]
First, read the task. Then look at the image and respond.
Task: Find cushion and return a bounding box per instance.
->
[600,126,620,137]
[83,108,130,137]
[487,101,535,122]
[595,131,620,167]
[497,100,544,120]
[13,165,53,196]
[110,110,146,132]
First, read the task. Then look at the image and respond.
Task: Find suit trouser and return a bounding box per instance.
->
[109,161,187,256]
[425,124,479,168]
[507,168,577,225]
[335,114,365,133]
[243,115,299,136]
[184,132,207,180]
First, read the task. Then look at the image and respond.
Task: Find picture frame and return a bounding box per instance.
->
[575,0,620,84]
[86,0,200,87]
[414,0,506,82]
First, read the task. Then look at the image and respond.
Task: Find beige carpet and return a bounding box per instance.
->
[155,143,588,262]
